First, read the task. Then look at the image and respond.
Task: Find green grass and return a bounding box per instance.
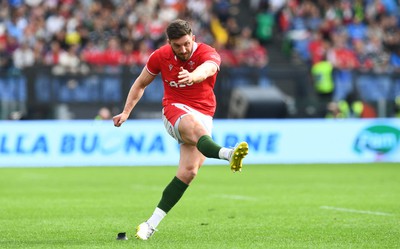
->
[0,163,399,249]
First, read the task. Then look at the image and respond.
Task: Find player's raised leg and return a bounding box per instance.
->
[196,134,249,172]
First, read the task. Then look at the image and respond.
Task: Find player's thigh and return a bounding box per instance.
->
[178,114,210,145]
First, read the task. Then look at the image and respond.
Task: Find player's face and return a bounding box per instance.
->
[168,35,195,61]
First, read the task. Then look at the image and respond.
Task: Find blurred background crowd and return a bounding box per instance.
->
[0,0,267,72]
[0,0,400,120]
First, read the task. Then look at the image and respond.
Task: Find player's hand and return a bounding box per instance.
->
[113,113,129,127]
[178,67,194,85]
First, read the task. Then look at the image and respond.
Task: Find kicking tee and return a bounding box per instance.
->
[145,42,221,117]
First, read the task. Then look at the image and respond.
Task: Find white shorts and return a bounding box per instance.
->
[162,103,213,144]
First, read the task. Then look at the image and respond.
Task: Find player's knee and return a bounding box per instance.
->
[179,166,198,183]
[188,169,197,179]
[186,166,198,178]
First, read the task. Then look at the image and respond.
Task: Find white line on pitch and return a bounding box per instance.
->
[320,206,394,216]
[216,194,258,201]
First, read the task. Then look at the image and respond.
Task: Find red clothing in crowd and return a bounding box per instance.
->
[330,47,358,69]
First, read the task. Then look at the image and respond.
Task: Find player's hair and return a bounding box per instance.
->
[166,19,192,40]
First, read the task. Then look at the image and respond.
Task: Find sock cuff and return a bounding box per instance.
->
[173,176,189,190]
[196,135,211,148]
[196,135,222,159]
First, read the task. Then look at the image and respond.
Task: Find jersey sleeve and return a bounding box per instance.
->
[145,50,160,75]
[200,46,221,70]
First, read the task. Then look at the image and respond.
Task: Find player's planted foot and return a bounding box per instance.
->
[229,142,249,172]
[135,222,157,240]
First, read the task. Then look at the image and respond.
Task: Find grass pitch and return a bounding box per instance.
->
[0,163,399,249]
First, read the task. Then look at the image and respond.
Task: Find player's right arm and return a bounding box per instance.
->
[113,67,156,127]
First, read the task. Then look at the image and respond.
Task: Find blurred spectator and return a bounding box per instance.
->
[119,41,136,66]
[225,17,241,49]
[390,47,400,100]
[325,93,377,119]
[12,41,35,69]
[135,40,154,66]
[0,39,12,73]
[237,38,268,68]
[213,42,238,67]
[347,16,368,42]
[81,40,103,66]
[130,16,147,42]
[390,47,400,72]
[187,0,212,24]
[308,30,329,65]
[235,26,268,68]
[254,3,275,45]
[311,54,335,116]
[95,107,112,120]
[210,13,229,46]
[5,8,27,43]
[32,38,44,62]
[44,41,63,66]
[382,15,400,52]
[213,0,231,24]
[327,29,358,101]
[52,28,69,51]
[381,0,399,15]
[5,33,19,55]
[269,0,287,14]
[353,39,374,72]
[103,37,123,66]
[394,96,400,117]
[147,12,167,48]
[158,0,179,23]
[0,23,6,44]
[45,9,65,37]
[53,44,87,75]
[8,111,23,120]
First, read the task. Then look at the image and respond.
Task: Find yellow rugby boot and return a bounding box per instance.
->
[229,142,249,172]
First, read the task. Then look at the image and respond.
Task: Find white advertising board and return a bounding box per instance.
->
[0,119,399,167]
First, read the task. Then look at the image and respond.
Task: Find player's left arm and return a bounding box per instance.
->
[178,61,218,85]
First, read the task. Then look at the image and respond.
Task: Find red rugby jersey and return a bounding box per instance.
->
[145,42,221,116]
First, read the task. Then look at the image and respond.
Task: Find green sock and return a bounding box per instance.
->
[157,176,189,213]
[196,135,222,159]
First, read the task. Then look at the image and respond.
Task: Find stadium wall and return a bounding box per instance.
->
[0,119,399,167]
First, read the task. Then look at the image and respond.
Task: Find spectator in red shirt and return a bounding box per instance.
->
[308,30,329,65]
[328,30,358,100]
[119,41,136,66]
[44,41,62,66]
[102,37,123,66]
[134,40,154,66]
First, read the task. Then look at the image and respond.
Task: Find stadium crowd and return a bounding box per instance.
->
[279,0,400,117]
[0,0,400,118]
[0,0,268,73]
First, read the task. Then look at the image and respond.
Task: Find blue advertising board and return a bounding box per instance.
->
[0,119,399,167]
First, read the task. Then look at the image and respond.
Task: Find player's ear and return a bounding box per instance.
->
[167,39,171,44]
[192,35,196,42]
